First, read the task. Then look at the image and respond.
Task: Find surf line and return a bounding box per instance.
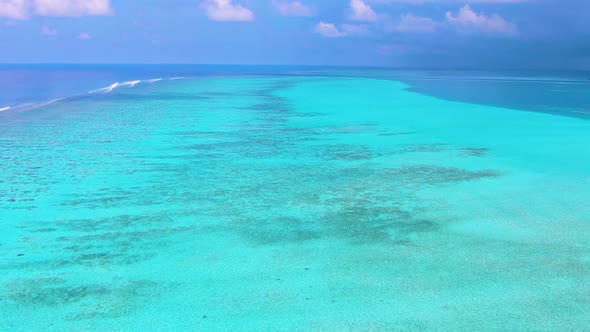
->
[121,80,141,88]
[89,82,120,93]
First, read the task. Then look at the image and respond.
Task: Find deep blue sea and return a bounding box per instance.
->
[1,65,589,330]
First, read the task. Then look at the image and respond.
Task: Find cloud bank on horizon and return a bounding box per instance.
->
[0,0,588,69]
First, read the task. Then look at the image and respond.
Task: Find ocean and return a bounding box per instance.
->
[1,65,589,330]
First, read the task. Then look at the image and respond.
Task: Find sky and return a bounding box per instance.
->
[0,0,588,69]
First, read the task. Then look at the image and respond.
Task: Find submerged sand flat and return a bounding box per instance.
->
[1,77,589,330]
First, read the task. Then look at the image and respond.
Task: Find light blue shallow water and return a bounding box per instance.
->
[1,68,589,330]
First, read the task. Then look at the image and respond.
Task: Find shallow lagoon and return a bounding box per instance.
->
[1,75,589,330]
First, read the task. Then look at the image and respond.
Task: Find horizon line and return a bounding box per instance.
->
[0,63,587,72]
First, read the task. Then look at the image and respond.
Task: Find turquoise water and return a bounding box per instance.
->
[1,73,589,330]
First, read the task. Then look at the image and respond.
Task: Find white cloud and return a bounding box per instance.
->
[41,25,58,35]
[350,0,377,21]
[314,21,369,37]
[201,0,254,22]
[396,14,438,33]
[446,4,516,34]
[273,1,314,17]
[78,32,91,39]
[0,0,111,19]
[314,22,345,37]
[34,0,112,17]
[0,0,28,19]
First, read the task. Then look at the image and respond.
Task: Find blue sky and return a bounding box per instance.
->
[0,0,588,68]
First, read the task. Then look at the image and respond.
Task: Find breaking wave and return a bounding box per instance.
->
[1,76,188,115]
[26,98,66,111]
[121,80,141,88]
[89,77,171,94]
[89,82,120,94]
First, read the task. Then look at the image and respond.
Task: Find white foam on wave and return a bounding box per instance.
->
[105,82,120,91]
[121,80,141,88]
[24,98,65,111]
[88,78,162,93]
[9,75,194,114]
[89,82,120,93]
